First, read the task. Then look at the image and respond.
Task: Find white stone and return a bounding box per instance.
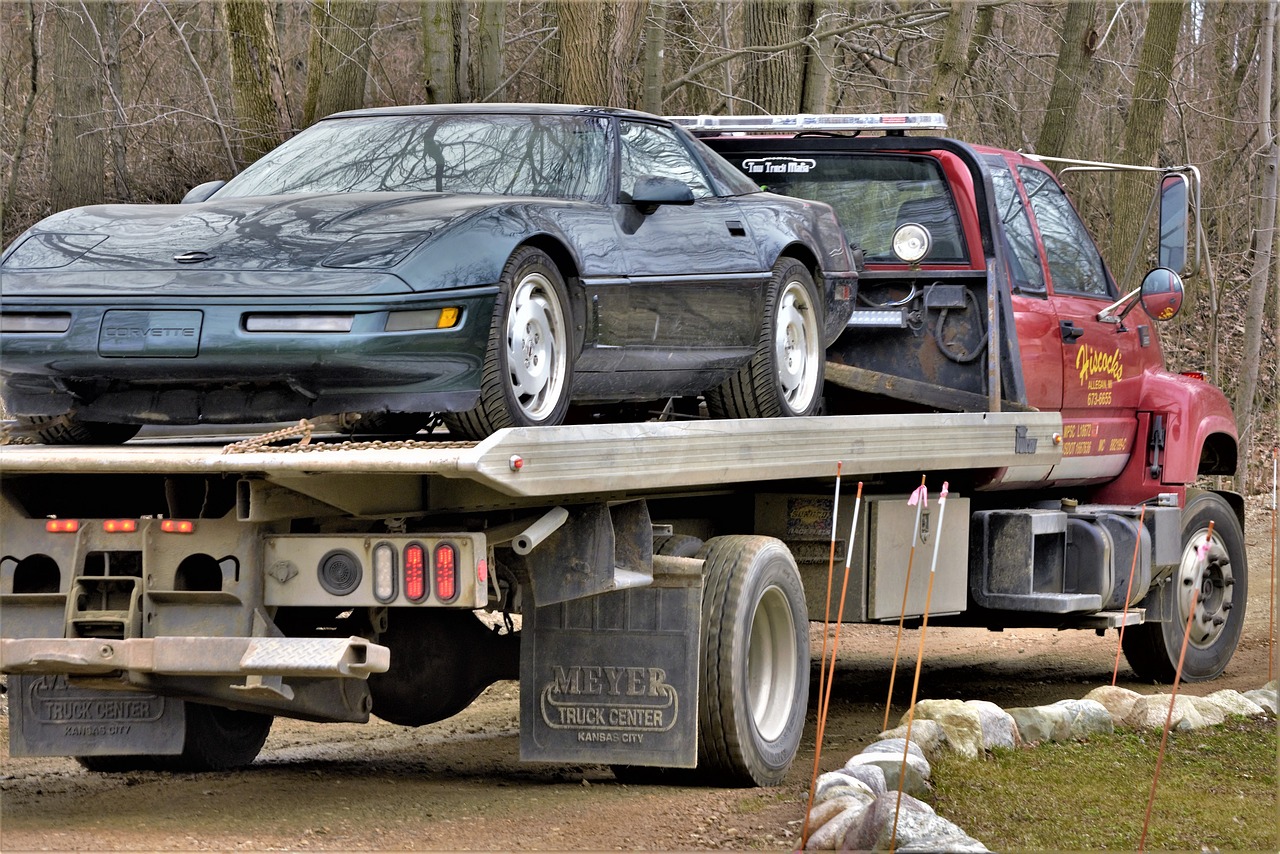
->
[1123,693,1209,731]
[845,750,931,798]
[1084,685,1143,722]
[814,770,874,803]
[1007,704,1072,744]
[804,796,871,850]
[1242,688,1278,715]
[878,719,949,762]
[903,699,985,759]
[965,699,1021,750]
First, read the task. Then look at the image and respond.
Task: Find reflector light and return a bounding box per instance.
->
[45,519,79,533]
[846,309,908,328]
[478,557,488,584]
[161,519,195,534]
[373,543,397,603]
[1181,371,1206,382]
[404,543,427,602]
[102,519,138,533]
[435,544,457,603]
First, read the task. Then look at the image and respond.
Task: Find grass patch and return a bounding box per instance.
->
[931,715,1278,851]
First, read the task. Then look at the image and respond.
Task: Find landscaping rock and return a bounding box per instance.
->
[845,744,931,798]
[860,737,927,763]
[902,699,984,759]
[805,795,873,850]
[1083,685,1142,721]
[1243,688,1277,715]
[877,719,949,762]
[841,792,988,852]
[1187,695,1228,726]
[1123,693,1208,731]
[1053,698,1115,739]
[838,761,888,797]
[1006,703,1072,744]
[815,770,875,803]
[965,699,1020,750]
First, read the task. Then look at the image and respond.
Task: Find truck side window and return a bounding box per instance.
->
[1017,166,1111,297]
[985,159,1045,293]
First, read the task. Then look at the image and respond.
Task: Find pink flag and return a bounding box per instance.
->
[1196,537,1212,562]
[908,484,928,507]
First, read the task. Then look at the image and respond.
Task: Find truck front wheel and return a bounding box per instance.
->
[1122,491,1247,682]
[696,535,809,786]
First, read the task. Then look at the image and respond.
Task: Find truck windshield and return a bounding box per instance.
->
[720,153,967,264]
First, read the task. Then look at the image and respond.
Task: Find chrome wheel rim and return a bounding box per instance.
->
[774,279,820,413]
[505,271,567,422]
[1176,525,1234,649]
[747,584,798,743]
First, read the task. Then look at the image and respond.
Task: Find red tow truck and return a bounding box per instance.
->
[0,114,1244,787]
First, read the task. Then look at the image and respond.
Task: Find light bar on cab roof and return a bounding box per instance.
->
[669,113,948,133]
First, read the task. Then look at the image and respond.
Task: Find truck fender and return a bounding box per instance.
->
[1138,370,1238,483]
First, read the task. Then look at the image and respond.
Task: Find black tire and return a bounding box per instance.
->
[1123,491,1247,682]
[75,702,272,773]
[444,247,574,440]
[19,414,141,445]
[705,258,823,419]
[653,533,704,558]
[695,535,809,786]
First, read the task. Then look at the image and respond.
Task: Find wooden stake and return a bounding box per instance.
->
[885,476,928,731]
[1112,504,1147,685]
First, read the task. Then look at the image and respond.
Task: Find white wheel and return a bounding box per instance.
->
[505,269,569,422]
[774,278,821,415]
[444,246,574,439]
[696,535,808,786]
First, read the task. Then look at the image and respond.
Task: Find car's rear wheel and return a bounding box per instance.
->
[16,414,141,445]
[705,258,823,419]
[444,247,574,440]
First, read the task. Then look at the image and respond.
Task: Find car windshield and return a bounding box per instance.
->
[214,114,611,201]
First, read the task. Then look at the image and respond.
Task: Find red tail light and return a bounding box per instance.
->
[161,519,195,534]
[435,544,457,602]
[102,519,137,533]
[1181,371,1206,382]
[404,543,427,602]
[45,519,79,533]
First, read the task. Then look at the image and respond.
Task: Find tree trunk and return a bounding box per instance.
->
[422,0,460,104]
[1036,0,1098,158]
[922,0,977,115]
[800,0,836,113]
[2,0,41,242]
[223,0,290,163]
[741,0,806,114]
[49,0,107,212]
[472,0,505,101]
[1106,0,1186,283]
[102,1,131,201]
[556,1,609,104]
[640,0,668,113]
[1234,0,1278,489]
[302,0,377,126]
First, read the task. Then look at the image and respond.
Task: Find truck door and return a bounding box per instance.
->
[1016,164,1145,480]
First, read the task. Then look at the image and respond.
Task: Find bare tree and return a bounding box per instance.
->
[472,0,506,100]
[1035,0,1098,157]
[640,0,668,113]
[224,0,291,162]
[740,0,805,113]
[49,0,107,211]
[922,0,978,115]
[302,0,377,126]
[422,0,461,103]
[1,0,41,242]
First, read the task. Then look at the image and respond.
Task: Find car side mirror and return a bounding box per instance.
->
[1158,174,1189,274]
[182,180,226,204]
[1139,267,1184,321]
[630,176,695,213]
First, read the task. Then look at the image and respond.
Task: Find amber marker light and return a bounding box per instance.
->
[102,519,138,533]
[161,519,195,534]
[45,519,79,533]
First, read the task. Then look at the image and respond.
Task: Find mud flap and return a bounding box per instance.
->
[7,674,185,757]
[519,556,702,768]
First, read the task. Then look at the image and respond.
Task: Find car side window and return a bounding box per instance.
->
[618,121,714,201]
[985,159,1046,293]
[1017,165,1111,297]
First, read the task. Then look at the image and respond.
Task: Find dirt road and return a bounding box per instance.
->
[2,503,1274,851]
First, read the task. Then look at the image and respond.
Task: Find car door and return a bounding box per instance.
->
[590,120,765,373]
[1016,163,1146,480]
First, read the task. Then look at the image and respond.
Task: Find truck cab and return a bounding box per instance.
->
[683,114,1237,506]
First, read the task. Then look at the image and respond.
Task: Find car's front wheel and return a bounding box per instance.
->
[444,247,574,439]
[706,258,823,419]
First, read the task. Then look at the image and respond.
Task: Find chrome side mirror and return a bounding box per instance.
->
[1139,267,1184,321]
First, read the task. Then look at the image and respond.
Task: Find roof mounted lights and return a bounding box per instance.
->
[669,113,948,134]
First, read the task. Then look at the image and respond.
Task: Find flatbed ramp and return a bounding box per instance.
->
[0,412,1062,499]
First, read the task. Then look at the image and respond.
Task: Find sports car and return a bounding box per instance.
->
[0,104,856,443]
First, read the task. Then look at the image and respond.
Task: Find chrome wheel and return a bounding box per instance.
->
[505,271,568,423]
[1176,525,1234,649]
[774,278,820,415]
[747,584,799,742]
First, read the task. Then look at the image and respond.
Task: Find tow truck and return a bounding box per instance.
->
[0,114,1244,787]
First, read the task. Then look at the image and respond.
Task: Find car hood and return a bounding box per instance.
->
[2,192,497,277]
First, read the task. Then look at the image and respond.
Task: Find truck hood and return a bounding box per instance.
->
[0,192,496,279]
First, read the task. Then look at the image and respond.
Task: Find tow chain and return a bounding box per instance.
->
[222,419,477,454]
